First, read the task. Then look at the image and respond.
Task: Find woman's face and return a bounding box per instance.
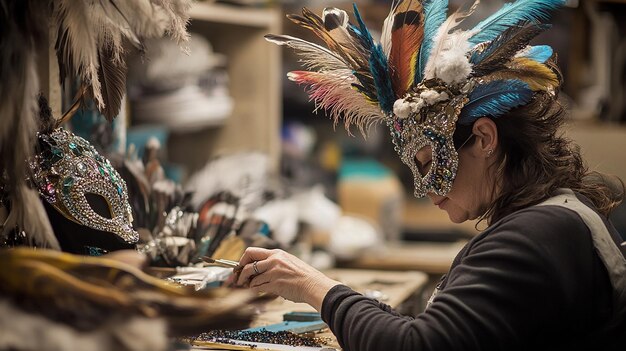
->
[415,122,498,223]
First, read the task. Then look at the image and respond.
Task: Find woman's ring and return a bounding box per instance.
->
[253,260,260,275]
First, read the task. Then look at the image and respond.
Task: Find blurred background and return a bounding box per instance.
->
[39,0,626,281]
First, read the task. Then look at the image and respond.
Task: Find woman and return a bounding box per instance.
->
[231,0,626,349]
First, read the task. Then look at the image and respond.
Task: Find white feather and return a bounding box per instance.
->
[431,30,475,85]
[381,1,401,58]
[423,0,480,82]
[265,35,349,71]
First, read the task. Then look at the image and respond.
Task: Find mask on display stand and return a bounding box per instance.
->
[0,0,192,253]
[28,114,139,254]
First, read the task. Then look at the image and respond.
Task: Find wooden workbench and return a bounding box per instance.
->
[193,269,428,350]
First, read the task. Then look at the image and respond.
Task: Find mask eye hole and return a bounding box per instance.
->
[85,193,113,219]
[415,145,433,177]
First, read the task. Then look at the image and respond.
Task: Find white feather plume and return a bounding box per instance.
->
[380,1,400,58]
[423,0,480,83]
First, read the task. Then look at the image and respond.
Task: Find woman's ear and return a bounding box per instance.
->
[471,117,498,157]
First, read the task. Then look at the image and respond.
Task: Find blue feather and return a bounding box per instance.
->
[459,80,533,124]
[518,45,553,63]
[416,0,449,83]
[369,44,395,114]
[470,0,565,45]
[351,3,374,49]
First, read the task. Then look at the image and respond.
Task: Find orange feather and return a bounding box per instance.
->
[389,0,424,97]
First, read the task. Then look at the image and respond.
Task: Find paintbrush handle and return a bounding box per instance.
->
[202,256,241,269]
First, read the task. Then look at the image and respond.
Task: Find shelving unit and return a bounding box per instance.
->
[38,2,283,175]
[167,2,283,174]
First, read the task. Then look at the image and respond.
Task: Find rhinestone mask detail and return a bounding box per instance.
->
[29,128,138,243]
[388,78,470,198]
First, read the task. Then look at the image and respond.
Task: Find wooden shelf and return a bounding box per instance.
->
[167,2,283,174]
[189,2,280,27]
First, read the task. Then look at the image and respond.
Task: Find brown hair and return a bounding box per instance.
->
[454,65,625,225]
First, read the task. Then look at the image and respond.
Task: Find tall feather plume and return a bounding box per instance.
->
[0,0,58,248]
[481,57,559,91]
[459,79,533,124]
[423,0,480,81]
[416,0,449,84]
[388,0,425,97]
[287,71,384,136]
[470,23,549,76]
[469,0,565,45]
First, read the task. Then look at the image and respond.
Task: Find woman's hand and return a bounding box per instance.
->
[227,247,341,311]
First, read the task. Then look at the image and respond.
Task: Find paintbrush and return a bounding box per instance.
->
[202,256,242,272]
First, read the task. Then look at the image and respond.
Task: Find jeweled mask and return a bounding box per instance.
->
[388,78,471,198]
[29,128,138,244]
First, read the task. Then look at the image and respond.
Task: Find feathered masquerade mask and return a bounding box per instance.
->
[267,0,564,197]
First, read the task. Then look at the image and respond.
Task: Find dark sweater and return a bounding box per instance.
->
[322,199,626,351]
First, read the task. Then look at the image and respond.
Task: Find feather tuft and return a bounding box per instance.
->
[423,0,479,84]
[459,79,533,124]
